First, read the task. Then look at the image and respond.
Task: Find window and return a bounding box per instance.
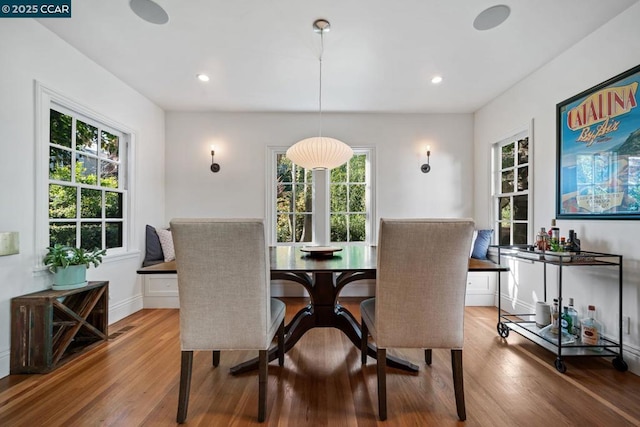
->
[269,148,374,245]
[48,105,126,250]
[36,83,132,258]
[493,131,531,245]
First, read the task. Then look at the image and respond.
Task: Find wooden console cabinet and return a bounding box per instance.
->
[10,281,109,374]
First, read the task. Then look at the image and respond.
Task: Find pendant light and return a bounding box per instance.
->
[286,19,353,170]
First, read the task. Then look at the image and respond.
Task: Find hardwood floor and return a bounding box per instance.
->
[1,298,639,426]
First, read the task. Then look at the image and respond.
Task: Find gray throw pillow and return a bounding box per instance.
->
[143,225,165,266]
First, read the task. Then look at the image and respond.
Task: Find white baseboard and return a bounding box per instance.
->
[0,349,9,379]
[466,294,496,306]
[109,294,144,324]
[144,296,179,308]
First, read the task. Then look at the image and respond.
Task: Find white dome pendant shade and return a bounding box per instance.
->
[287,19,353,170]
[286,136,353,170]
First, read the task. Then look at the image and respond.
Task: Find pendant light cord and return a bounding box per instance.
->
[318,29,324,138]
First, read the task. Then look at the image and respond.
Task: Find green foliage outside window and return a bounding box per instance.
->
[276,155,312,243]
[48,109,123,250]
[330,154,367,242]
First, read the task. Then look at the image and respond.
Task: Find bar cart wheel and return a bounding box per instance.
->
[554,358,567,373]
[612,357,628,372]
[497,322,510,338]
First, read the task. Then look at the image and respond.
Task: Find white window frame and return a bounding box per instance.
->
[35,82,136,268]
[491,127,533,245]
[266,146,376,246]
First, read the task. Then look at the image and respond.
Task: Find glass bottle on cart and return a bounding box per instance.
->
[581,305,603,351]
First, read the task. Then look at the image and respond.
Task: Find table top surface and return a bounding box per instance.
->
[137,245,507,274]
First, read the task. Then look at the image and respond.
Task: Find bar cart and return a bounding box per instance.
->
[495,245,627,373]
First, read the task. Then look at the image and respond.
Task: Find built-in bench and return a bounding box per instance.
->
[138,261,179,308]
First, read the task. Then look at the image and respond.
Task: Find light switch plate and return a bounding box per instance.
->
[0,232,19,256]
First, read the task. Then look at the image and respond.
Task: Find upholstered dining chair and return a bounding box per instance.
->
[170,218,286,423]
[360,218,475,421]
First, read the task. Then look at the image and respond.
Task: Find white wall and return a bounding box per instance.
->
[0,20,165,378]
[165,112,475,226]
[474,3,640,374]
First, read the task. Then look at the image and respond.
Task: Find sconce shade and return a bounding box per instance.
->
[286,136,353,170]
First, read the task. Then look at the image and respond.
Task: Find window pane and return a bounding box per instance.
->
[100,161,119,188]
[81,188,102,218]
[331,184,347,211]
[76,153,98,185]
[513,195,528,220]
[499,197,511,222]
[106,222,123,249]
[276,214,292,243]
[295,184,312,213]
[49,184,76,219]
[294,165,311,183]
[349,214,366,242]
[294,214,312,242]
[50,109,72,148]
[501,170,514,193]
[499,222,511,245]
[49,147,72,181]
[330,214,347,242]
[277,183,292,213]
[350,155,366,182]
[105,191,123,218]
[80,222,102,250]
[49,223,76,247]
[517,166,528,191]
[517,138,529,165]
[349,184,366,212]
[330,164,347,183]
[100,130,119,161]
[277,154,293,182]
[76,120,98,153]
[513,223,528,245]
[501,143,514,168]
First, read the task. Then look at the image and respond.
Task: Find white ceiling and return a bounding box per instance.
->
[38,0,638,113]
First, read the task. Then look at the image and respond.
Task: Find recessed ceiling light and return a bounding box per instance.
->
[473,5,510,31]
[130,0,169,25]
[196,74,210,82]
[431,76,443,84]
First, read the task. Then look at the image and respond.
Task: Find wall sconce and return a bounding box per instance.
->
[210,145,220,173]
[421,146,431,173]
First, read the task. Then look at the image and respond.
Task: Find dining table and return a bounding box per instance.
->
[230,245,508,375]
[138,245,508,375]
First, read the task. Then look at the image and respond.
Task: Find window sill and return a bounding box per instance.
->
[33,249,141,276]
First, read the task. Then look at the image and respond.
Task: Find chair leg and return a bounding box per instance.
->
[451,349,466,421]
[258,349,268,422]
[361,318,369,365]
[424,349,432,366]
[176,351,193,424]
[377,348,387,421]
[278,319,285,367]
[212,351,220,367]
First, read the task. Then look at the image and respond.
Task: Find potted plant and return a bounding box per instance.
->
[43,244,107,290]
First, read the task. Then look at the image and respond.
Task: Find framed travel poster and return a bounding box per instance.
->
[557,64,640,219]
